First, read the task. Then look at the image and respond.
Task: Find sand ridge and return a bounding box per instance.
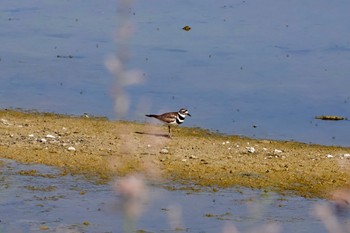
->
[0,109,349,198]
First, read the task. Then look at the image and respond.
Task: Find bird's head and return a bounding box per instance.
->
[179,108,191,117]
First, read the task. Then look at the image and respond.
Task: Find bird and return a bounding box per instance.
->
[145,108,191,137]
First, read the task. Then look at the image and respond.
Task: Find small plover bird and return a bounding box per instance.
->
[145,108,191,137]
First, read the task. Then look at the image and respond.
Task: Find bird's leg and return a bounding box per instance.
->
[168,125,172,138]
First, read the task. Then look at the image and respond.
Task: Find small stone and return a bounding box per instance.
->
[28,134,35,137]
[246,147,255,153]
[181,158,187,162]
[40,138,47,143]
[343,154,350,158]
[67,146,76,151]
[160,148,169,154]
[46,134,56,139]
[326,154,334,158]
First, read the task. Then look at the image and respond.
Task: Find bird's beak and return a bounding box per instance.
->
[187,113,191,117]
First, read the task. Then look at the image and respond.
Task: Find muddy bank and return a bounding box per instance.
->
[0,109,349,198]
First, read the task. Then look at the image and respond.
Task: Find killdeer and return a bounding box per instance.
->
[145,108,191,137]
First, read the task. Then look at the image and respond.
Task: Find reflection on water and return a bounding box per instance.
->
[0,159,338,233]
[0,0,350,146]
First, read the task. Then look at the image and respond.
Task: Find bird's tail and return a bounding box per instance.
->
[145,114,158,118]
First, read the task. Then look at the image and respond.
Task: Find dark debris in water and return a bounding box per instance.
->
[182,25,191,31]
[315,115,348,121]
[56,55,74,59]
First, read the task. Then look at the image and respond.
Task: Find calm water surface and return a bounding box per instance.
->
[0,0,350,146]
[0,159,338,233]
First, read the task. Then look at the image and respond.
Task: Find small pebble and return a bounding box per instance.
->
[326,154,334,158]
[40,138,47,143]
[28,134,34,137]
[46,134,56,139]
[160,148,169,154]
[343,154,350,158]
[67,146,76,151]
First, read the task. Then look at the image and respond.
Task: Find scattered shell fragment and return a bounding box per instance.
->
[274,149,283,154]
[40,138,47,143]
[160,148,169,154]
[46,134,56,139]
[326,154,334,158]
[246,147,255,153]
[1,118,10,125]
[343,154,350,158]
[28,134,34,137]
[67,146,76,151]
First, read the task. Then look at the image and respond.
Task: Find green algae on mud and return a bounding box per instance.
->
[0,109,350,198]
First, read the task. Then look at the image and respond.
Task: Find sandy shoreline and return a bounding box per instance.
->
[0,109,349,198]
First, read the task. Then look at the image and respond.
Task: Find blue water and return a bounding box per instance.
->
[0,159,338,233]
[1,0,350,146]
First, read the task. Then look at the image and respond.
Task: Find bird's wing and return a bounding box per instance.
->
[159,112,177,122]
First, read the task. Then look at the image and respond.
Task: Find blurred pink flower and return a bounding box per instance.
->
[114,174,149,218]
